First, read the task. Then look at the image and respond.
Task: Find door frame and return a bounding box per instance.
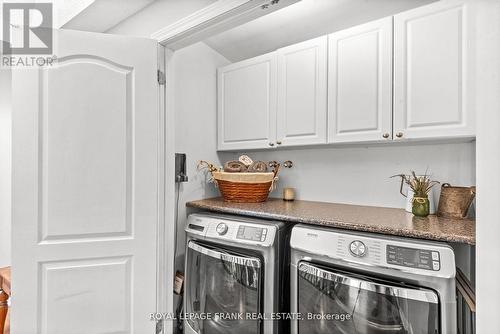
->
[158,46,177,334]
[156,44,169,331]
[151,0,300,50]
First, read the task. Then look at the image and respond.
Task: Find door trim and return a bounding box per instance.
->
[151,0,299,49]
[163,46,176,334]
[156,43,169,331]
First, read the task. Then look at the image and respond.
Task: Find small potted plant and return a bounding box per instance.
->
[393,171,439,217]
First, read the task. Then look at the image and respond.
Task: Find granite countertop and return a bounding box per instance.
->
[186,197,476,245]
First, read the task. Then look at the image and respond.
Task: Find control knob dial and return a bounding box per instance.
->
[216,223,228,235]
[349,240,367,257]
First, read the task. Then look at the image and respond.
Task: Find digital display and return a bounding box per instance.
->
[399,247,420,264]
[387,245,440,271]
[188,224,204,232]
[236,225,266,241]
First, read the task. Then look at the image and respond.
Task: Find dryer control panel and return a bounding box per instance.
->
[386,245,441,271]
[290,225,456,278]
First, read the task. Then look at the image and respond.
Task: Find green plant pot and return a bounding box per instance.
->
[412,196,430,217]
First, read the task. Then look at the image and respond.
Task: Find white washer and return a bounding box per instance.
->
[290,224,456,334]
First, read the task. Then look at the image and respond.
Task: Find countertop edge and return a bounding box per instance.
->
[186,200,476,246]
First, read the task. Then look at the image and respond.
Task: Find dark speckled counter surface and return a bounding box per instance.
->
[186,197,475,245]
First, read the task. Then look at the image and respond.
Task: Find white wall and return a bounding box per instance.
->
[220,142,476,210]
[171,42,230,268]
[0,68,12,267]
[474,0,500,331]
[106,0,215,37]
[167,43,229,331]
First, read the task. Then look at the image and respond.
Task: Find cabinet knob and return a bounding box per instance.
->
[268,142,275,147]
[382,133,390,139]
[276,141,282,145]
[396,132,404,138]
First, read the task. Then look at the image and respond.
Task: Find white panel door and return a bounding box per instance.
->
[217,52,277,150]
[328,17,393,143]
[276,36,327,147]
[394,0,474,140]
[11,29,160,334]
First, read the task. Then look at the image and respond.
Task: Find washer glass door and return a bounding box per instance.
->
[297,262,440,334]
[186,241,262,334]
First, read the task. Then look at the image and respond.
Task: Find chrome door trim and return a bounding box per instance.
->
[188,241,262,268]
[299,262,438,304]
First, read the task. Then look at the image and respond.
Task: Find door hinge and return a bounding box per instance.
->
[157,69,166,85]
[155,319,163,334]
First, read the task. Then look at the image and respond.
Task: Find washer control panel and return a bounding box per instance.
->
[186,214,279,247]
[386,245,440,271]
[236,225,267,242]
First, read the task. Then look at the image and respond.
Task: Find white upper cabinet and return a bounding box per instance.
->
[217,52,277,150]
[276,36,328,147]
[393,0,474,140]
[217,0,475,151]
[328,17,393,143]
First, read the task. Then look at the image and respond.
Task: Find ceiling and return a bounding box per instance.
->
[53,0,95,28]
[62,0,158,32]
[0,0,96,29]
[205,0,437,62]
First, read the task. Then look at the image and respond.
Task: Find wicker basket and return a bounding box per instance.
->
[212,170,278,203]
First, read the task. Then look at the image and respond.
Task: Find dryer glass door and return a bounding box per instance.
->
[186,241,262,334]
[297,262,440,334]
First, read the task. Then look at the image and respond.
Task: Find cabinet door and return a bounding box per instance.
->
[217,53,277,150]
[394,0,474,140]
[276,36,327,147]
[328,18,393,143]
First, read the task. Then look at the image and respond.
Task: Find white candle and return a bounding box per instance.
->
[283,187,295,201]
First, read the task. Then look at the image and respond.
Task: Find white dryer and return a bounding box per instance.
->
[290,224,456,334]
